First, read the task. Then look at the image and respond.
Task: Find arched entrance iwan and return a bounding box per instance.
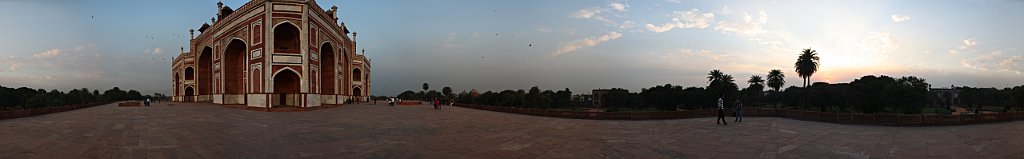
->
[273,69,301,107]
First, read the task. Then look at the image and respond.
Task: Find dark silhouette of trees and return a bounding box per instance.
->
[0,85,151,110]
[640,84,684,111]
[706,70,739,108]
[742,75,766,106]
[794,48,820,87]
[411,69,1022,114]
[442,86,453,99]
[767,69,786,92]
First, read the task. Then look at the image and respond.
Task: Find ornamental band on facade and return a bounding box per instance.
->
[171,0,370,108]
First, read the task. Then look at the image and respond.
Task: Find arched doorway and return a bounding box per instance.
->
[273,69,300,107]
[224,39,246,94]
[353,87,362,97]
[198,47,213,97]
[184,87,195,102]
[321,43,336,95]
[274,23,300,54]
[184,67,195,80]
[943,92,953,109]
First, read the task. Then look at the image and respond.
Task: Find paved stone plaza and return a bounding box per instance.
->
[1,102,1023,159]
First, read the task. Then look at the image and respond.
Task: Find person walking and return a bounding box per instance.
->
[734,100,743,122]
[717,97,727,125]
[433,98,440,110]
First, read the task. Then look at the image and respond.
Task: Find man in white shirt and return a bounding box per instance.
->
[717,97,727,125]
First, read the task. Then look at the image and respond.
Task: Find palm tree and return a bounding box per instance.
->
[748,75,765,88]
[707,70,725,83]
[794,48,820,87]
[721,74,735,85]
[767,69,785,92]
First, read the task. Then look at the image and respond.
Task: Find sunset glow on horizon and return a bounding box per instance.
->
[1,0,1022,95]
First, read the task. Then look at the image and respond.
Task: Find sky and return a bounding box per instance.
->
[1,0,1023,96]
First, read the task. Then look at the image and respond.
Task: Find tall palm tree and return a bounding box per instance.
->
[794,48,820,87]
[707,70,724,83]
[748,75,765,88]
[767,69,785,92]
[721,74,735,84]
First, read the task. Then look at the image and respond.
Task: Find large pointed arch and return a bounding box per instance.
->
[320,42,336,94]
[198,46,213,96]
[174,72,180,96]
[223,39,246,94]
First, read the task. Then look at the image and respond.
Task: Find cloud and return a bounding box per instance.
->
[721,5,733,15]
[8,63,18,71]
[862,31,898,53]
[959,38,977,49]
[715,10,768,36]
[573,2,629,24]
[666,0,681,3]
[31,49,62,58]
[610,3,627,12]
[552,31,622,56]
[665,49,731,62]
[645,9,715,33]
[441,32,463,48]
[961,50,1024,74]
[712,9,790,50]
[572,8,612,23]
[619,20,636,30]
[74,44,95,52]
[891,14,911,22]
[146,47,164,55]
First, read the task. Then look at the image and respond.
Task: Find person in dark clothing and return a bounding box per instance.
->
[734,100,743,122]
[717,97,727,125]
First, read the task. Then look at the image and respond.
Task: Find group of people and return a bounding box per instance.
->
[380,96,448,110]
[386,98,399,106]
[715,97,743,125]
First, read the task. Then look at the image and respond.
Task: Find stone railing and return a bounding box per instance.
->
[0,102,113,120]
[453,103,1024,126]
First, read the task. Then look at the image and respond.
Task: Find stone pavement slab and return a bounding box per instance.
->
[2,102,1023,158]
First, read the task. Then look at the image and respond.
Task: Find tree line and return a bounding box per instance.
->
[0,85,167,110]
[393,48,1024,114]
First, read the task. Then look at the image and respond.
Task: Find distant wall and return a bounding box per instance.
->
[0,102,112,120]
[453,103,1024,126]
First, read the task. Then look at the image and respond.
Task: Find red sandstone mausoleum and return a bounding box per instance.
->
[172,0,370,108]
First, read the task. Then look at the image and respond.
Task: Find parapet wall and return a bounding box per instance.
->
[0,102,113,120]
[453,103,1024,126]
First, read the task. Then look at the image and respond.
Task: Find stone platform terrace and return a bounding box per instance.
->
[1,102,1023,159]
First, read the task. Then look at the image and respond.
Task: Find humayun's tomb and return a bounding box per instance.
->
[172,0,370,107]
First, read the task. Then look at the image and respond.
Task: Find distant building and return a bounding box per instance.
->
[571,94,592,107]
[930,85,960,109]
[592,89,627,108]
[171,0,370,108]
